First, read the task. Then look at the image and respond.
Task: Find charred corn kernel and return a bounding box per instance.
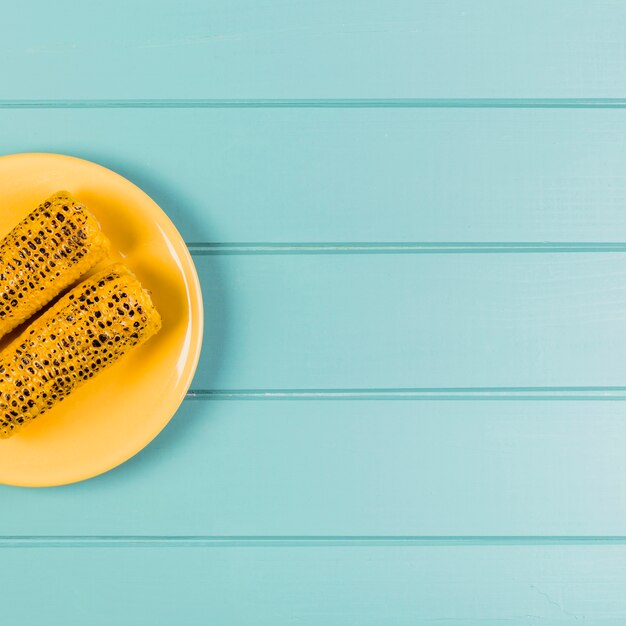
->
[0,191,110,339]
[0,264,161,439]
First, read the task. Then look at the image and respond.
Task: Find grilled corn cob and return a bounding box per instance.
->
[0,264,161,439]
[0,191,110,339]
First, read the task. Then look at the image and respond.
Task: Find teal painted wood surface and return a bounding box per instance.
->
[3,108,626,241]
[3,1,626,624]
[2,1,626,99]
[191,253,626,389]
[3,544,626,625]
[3,401,626,536]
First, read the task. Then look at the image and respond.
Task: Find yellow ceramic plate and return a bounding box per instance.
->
[0,153,203,487]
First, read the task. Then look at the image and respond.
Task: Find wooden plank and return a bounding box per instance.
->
[1,543,626,624]
[2,1,626,99]
[3,400,626,536]
[3,107,626,242]
[193,252,626,389]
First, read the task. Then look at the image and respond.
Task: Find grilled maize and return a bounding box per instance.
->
[0,264,161,438]
[0,191,110,339]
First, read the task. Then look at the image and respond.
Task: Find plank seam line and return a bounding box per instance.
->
[187,242,626,255]
[185,387,626,401]
[3,98,626,109]
[2,536,626,548]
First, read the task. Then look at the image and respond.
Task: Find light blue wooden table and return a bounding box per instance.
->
[3,1,626,623]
